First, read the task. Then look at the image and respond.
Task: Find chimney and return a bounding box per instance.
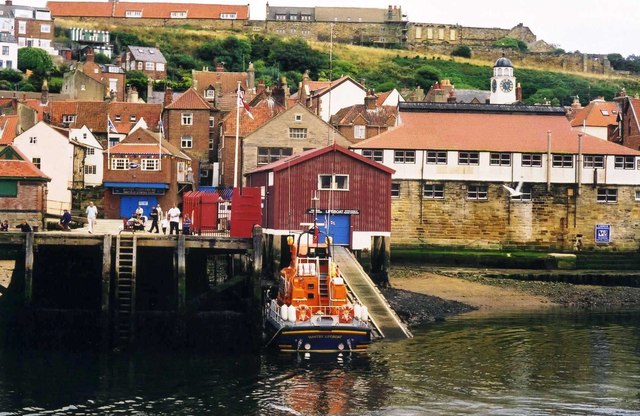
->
[447,88,456,103]
[248,62,255,91]
[147,78,153,102]
[5,1,12,5]
[364,89,376,110]
[40,79,49,105]
[571,96,582,109]
[128,86,138,103]
[216,62,225,72]
[516,82,522,102]
[163,86,173,106]
[256,79,266,96]
[86,48,94,62]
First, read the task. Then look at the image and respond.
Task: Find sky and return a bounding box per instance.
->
[19,0,640,57]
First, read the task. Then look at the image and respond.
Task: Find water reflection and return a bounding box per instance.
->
[0,308,639,415]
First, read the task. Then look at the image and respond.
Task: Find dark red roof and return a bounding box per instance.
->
[47,2,250,19]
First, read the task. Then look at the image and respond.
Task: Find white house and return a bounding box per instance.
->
[70,125,103,187]
[13,121,81,213]
[293,73,367,122]
[0,32,18,70]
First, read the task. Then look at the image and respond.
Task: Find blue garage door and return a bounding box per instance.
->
[315,214,350,246]
[120,196,157,218]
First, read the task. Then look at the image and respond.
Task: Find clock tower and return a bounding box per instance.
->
[490,56,517,104]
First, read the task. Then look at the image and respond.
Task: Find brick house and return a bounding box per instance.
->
[102,127,191,219]
[162,88,217,187]
[122,45,167,81]
[61,48,126,101]
[330,89,397,142]
[351,102,640,251]
[613,94,640,151]
[191,62,255,113]
[0,144,50,228]
[10,2,55,53]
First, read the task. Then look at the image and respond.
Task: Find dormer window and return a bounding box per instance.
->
[205,89,215,99]
[62,115,76,123]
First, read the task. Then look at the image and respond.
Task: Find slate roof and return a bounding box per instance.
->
[47,2,249,19]
[571,99,619,128]
[0,145,50,181]
[126,46,167,64]
[351,106,640,156]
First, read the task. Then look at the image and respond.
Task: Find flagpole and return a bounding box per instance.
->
[107,112,110,170]
[233,81,240,188]
[159,115,163,170]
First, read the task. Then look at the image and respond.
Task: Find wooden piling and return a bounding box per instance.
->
[101,235,112,346]
[24,233,34,306]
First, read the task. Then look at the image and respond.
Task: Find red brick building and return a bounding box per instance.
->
[102,128,191,219]
[162,88,217,186]
[0,144,50,227]
[614,95,640,150]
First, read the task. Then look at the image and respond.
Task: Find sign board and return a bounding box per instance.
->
[594,224,611,244]
[306,209,360,215]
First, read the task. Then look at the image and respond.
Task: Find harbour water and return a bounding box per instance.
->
[1,307,639,415]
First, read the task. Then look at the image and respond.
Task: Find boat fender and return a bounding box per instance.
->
[280,304,288,321]
[271,299,277,312]
[360,306,368,322]
[288,305,297,322]
[297,304,311,321]
[353,304,362,320]
[339,304,354,323]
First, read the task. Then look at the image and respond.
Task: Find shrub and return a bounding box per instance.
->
[493,37,528,53]
[451,45,472,58]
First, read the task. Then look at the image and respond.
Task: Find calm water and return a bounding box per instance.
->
[1,308,639,415]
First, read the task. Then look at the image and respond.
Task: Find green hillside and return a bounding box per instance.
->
[53,21,640,106]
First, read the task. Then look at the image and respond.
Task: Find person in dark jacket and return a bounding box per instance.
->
[17,220,32,232]
[148,206,159,233]
[59,209,72,231]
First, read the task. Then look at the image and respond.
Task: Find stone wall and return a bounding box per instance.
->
[392,180,640,251]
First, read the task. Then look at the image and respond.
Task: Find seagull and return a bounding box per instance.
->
[503,180,523,197]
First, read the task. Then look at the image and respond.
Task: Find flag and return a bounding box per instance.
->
[238,89,254,120]
[107,116,118,133]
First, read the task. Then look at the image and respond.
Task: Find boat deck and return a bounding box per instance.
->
[332,246,412,340]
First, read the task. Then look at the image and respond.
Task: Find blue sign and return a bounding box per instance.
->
[594,224,611,244]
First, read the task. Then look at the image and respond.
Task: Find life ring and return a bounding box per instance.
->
[297,304,311,321]
[339,304,354,323]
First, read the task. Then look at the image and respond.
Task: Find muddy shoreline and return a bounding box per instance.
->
[382,266,640,328]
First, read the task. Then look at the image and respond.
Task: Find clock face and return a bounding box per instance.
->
[500,79,513,93]
[491,79,497,93]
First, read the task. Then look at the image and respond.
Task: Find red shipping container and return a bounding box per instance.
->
[230,187,262,238]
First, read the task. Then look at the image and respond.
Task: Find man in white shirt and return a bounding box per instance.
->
[85,201,98,234]
[167,204,181,235]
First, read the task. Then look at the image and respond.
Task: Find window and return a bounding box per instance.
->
[510,185,532,202]
[521,154,542,167]
[318,174,349,191]
[170,11,187,18]
[86,148,95,155]
[552,155,573,168]
[209,137,214,150]
[0,180,17,197]
[635,190,640,201]
[220,13,238,19]
[276,28,285,34]
[205,89,215,99]
[62,115,76,123]
[467,185,488,200]
[141,159,159,171]
[458,151,479,165]
[362,149,383,162]
[112,158,128,170]
[114,114,121,122]
[1,46,8,56]
[129,115,136,122]
[450,29,457,40]
[301,14,312,21]
[354,125,366,139]
[583,155,604,168]
[125,10,142,18]
[31,157,41,169]
[84,165,96,175]
[426,151,447,164]
[490,152,511,166]
[423,183,444,199]
[275,14,286,20]
[391,182,400,198]
[615,156,635,169]
[294,114,302,122]
[145,62,154,71]
[40,24,50,33]
[257,147,292,165]
[181,136,193,148]
[597,188,617,203]
[289,128,307,139]
[301,29,311,35]
[209,116,215,128]
[181,113,193,126]
[29,137,37,144]
[394,150,415,163]
[137,62,143,70]
[5,60,11,69]
[18,21,25,34]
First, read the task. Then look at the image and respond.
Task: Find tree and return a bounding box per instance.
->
[18,47,53,75]
[451,45,472,59]
[93,53,112,65]
[0,69,23,83]
[196,36,251,71]
[125,70,149,100]
[414,65,442,90]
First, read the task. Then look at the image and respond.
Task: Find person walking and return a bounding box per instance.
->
[59,209,72,231]
[156,205,163,224]
[85,201,98,234]
[167,204,180,235]
[148,205,159,233]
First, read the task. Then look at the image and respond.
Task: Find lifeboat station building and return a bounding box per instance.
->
[245,144,394,257]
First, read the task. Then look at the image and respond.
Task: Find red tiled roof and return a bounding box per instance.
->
[47,2,250,19]
[165,88,212,110]
[222,95,286,137]
[0,115,18,145]
[571,99,619,128]
[630,98,640,132]
[110,128,189,160]
[351,110,640,155]
[376,91,392,106]
[0,145,50,181]
[331,104,397,126]
[192,70,249,95]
